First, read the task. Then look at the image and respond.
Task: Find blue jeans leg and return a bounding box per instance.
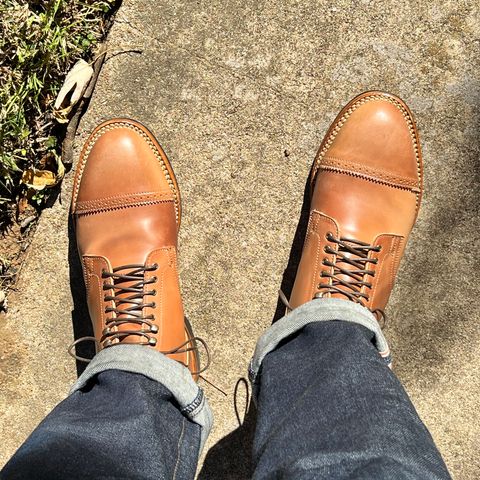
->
[2,345,212,480]
[252,320,452,480]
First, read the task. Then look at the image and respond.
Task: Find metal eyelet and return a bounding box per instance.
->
[325,232,333,240]
[151,302,156,308]
[148,337,157,346]
[151,289,157,296]
[150,324,159,334]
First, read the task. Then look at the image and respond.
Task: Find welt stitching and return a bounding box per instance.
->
[73,122,179,223]
[313,94,422,209]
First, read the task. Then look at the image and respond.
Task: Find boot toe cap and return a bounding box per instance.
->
[73,119,176,206]
[320,92,422,191]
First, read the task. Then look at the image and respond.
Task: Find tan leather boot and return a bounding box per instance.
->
[288,92,423,319]
[71,119,201,377]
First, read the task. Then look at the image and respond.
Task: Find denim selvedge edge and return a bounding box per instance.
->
[71,344,213,452]
[249,297,391,399]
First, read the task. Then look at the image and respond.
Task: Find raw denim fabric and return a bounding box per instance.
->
[249,297,391,397]
[251,320,452,480]
[2,308,451,479]
[1,370,201,480]
[71,344,212,450]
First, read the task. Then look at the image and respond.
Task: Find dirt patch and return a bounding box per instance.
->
[0,205,38,309]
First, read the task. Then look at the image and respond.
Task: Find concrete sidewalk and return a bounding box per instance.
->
[1,1,479,478]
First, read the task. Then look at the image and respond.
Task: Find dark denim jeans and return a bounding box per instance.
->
[2,321,451,480]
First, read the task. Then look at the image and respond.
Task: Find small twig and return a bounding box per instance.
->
[103,47,143,62]
[89,46,143,64]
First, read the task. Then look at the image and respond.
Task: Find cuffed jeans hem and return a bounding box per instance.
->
[248,297,391,399]
[70,344,213,452]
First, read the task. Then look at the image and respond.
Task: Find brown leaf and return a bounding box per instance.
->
[21,168,56,190]
[21,154,65,191]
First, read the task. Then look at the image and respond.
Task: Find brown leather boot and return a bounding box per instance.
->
[71,119,201,378]
[287,91,423,319]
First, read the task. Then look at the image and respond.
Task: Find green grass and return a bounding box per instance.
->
[0,0,117,218]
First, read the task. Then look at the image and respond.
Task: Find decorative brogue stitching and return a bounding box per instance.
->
[312,93,422,209]
[75,191,174,215]
[72,122,180,223]
[321,156,421,192]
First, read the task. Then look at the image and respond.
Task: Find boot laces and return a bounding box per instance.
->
[68,263,210,375]
[280,232,387,325]
[318,233,380,305]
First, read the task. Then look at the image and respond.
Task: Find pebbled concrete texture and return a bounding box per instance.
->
[1,0,479,478]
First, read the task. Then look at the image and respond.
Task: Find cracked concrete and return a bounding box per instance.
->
[1,1,479,478]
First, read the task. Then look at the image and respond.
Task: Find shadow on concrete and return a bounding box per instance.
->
[390,101,480,377]
[271,173,312,324]
[198,380,257,480]
[199,173,313,478]
[68,215,95,376]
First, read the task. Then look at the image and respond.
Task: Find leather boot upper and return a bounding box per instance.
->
[289,92,423,314]
[72,119,197,374]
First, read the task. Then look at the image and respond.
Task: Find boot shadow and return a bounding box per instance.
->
[271,173,312,323]
[199,174,312,477]
[68,215,95,376]
[198,379,257,480]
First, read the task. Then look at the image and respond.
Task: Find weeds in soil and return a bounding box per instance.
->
[0,0,117,225]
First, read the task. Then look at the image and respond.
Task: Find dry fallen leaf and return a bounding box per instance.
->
[21,169,56,189]
[21,154,65,190]
[53,59,93,123]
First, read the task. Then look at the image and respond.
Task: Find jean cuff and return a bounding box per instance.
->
[248,297,391,398]
[70,344,213,453]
